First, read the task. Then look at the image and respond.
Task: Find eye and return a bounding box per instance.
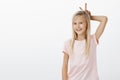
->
[79,22,83,24]
[73,22,77,25]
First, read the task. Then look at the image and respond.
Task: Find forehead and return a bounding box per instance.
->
[73,15,86,22]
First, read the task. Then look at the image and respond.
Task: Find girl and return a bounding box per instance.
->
[62,3,108,80]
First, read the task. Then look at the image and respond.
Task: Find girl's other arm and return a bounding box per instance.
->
[91,16,108,41]
[62,52,69,80]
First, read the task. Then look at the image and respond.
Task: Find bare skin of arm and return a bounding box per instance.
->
[91,16,108,41]
[62,52,69,80]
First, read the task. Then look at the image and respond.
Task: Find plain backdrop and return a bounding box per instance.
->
[0,0,120,80]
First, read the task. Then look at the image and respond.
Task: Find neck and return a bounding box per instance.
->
[76,34,86,40]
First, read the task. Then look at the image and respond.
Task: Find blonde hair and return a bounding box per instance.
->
[70,11,91,58]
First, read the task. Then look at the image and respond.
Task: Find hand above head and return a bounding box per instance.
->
[79,3,91,19]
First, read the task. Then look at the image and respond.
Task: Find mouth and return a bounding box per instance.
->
[76,28,82,31]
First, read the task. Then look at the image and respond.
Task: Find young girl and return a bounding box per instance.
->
[62,3,108,80]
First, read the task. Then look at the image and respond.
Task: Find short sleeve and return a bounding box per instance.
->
[62,40,70,55]
[92,34,99,46]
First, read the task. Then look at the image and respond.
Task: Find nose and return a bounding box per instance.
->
[77,24,80,28]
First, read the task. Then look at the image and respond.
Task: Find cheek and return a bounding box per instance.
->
[81,23,86,27]
[81,24,87,29]
[72,25,75,31]
[73,25,77,29]
[81,26,87,32]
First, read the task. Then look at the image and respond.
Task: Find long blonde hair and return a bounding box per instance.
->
[70,11,91,58]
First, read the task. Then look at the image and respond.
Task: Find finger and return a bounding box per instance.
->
[79,7,84,11]
[85,3,87,11]
[86,10,90,14]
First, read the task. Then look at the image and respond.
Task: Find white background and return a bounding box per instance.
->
[0,0,120,80]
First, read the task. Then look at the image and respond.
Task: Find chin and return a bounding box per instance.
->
[76,31,85,35]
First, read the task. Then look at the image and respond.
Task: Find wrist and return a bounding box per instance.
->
[90,15,94,20]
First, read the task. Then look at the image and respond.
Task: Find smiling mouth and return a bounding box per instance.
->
[76,28,82,31]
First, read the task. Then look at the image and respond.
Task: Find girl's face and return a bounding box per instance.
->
[73,15,87,36]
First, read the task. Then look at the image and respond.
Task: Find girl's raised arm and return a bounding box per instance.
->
[91,16,108,41]
[84,3,108,41]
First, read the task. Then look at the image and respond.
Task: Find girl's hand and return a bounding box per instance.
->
[86,10,91,19]
[79,3,91,19]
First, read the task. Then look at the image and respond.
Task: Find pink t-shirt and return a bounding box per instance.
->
[62,34,99,80]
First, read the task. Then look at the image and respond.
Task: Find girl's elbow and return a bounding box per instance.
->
[99,16,108,22]
[103,16,108,22]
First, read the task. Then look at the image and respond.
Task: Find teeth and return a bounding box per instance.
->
[77,29,82,31]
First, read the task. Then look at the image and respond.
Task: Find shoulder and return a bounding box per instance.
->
[63,38,72,55]
[90,34,95,39]
[64,38,72,46]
